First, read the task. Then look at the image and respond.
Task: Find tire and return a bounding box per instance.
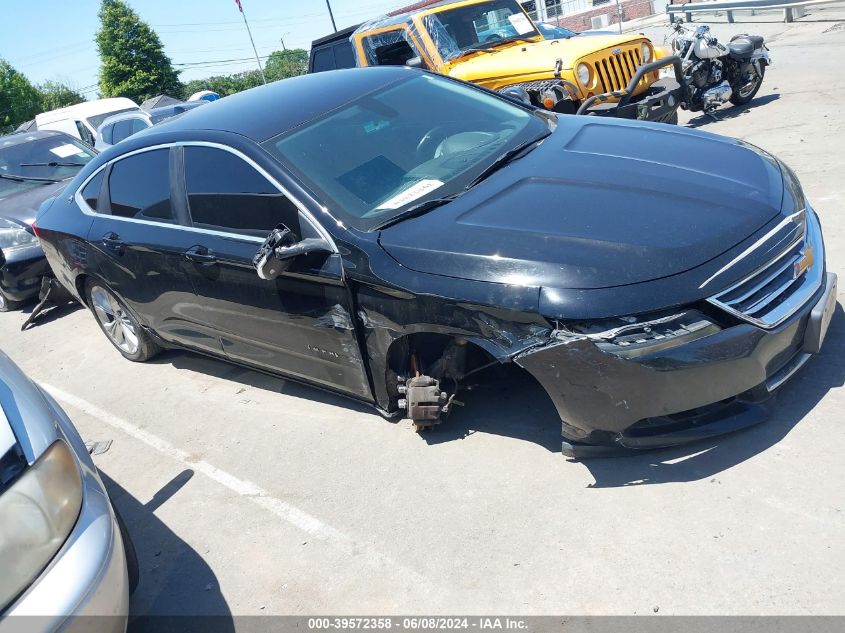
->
[113,506,140,596]
[0,292,24,312]
[84,280,160,362]
[730,63,765,106]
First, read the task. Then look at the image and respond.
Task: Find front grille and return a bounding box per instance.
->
[708,215,823,329]
[592,47,642,93]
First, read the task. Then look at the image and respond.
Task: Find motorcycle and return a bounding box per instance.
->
[667,21,771,118]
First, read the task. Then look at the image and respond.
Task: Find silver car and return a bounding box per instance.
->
[0,350,133,631]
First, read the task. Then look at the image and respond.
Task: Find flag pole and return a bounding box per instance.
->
[325,0,338,32]
[235,0,267,84]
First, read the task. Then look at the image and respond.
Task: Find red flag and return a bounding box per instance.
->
[234,0,243,12]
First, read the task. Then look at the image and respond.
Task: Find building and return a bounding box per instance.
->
[521,0,658,32]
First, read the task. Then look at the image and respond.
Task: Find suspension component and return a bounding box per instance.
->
[397,375,454,431]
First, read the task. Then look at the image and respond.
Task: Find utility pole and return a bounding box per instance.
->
[325,0,338,32]
[234,0,267,84]
[616,0,624,33]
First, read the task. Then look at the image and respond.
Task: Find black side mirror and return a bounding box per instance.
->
[405,56,424,69]
[253,225,332,280]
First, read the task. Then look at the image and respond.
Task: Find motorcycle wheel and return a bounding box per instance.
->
[730,64,765,106]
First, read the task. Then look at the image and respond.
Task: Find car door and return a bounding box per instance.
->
[84,146,221,354]
[177,144,372,399]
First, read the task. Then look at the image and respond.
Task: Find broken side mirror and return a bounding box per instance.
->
[253,224,332,280]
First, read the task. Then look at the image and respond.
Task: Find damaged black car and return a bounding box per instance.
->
[34,67,837,456]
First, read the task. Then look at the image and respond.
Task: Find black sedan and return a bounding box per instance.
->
[35,67,837,456]
[0,131,97,311]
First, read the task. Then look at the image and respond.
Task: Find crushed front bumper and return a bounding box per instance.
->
[0,243,49,305]
[516,271,838,458]
[576,56,686,123]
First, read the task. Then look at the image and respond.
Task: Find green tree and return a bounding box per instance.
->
[183,69,264,99]
[37,81,85,112]
[264,49,308,82]
[95,0,181,104]
[0,58,42,132]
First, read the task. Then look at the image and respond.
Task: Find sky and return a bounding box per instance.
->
[0,0,405,99]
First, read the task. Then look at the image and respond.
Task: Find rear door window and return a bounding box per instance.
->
[183,146,300,238]
[107,149,174,222]
[81,169,106,210]
[311,47,335,72]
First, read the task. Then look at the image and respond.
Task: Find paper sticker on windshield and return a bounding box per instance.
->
[377,179,444,210]
[507,13,533,35]
[50,144,81,158]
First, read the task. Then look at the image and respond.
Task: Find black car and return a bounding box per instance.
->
[0,131,97,311]
[35,67,837,456]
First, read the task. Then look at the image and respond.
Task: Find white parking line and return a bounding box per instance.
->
[41,382,438,594]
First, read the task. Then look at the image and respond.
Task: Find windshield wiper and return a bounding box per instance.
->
[454,46,497,59]
[19,161,86,167]
[374,193,464,230]
[492,36,536,47]
[465,131,550,190]
[0,173,60,183]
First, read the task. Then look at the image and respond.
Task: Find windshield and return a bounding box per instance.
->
[423,0,540,61]
[263,73,548,231]
[0,135,96,196]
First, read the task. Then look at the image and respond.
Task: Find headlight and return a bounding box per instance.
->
[566,309,721,359]
[0,218,37,252]
[641,43,652,63]
[577,62,591,86]
[0,441,83,610]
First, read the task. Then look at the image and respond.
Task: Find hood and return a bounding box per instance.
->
[446,35,646,84]
[0,180,68,226]
[378,117,784,290]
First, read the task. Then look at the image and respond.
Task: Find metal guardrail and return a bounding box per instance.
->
[666,0,842,23]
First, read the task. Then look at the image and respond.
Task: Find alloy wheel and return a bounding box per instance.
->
[90,285,139,355]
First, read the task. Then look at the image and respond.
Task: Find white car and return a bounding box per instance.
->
[35,98,141,148]
[95,111,153,151]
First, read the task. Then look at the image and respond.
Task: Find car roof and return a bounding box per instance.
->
[0,129,72,148]
[34,97,139,125]
[311,23,361,47]
[137,66,415,143]
[98,110,152,129]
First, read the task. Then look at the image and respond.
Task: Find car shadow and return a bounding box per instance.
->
[149,349,376,415]
[18,301,83,330]
[417,364,563,452]
[99,470,235,632]
[578,303,845,488]
[684,93,781,128]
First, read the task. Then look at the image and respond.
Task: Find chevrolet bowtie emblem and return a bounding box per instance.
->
[794,247,814,280]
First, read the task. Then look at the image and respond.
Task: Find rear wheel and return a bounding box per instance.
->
[85,280,160,362]
[730,63,765,105]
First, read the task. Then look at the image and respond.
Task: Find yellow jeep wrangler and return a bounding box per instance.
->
[350,0,683,123]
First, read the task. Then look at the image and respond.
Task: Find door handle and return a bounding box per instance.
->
[101,232,125,255]
[185,245,217,266]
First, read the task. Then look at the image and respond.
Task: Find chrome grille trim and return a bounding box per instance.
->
[708,211,823,329]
